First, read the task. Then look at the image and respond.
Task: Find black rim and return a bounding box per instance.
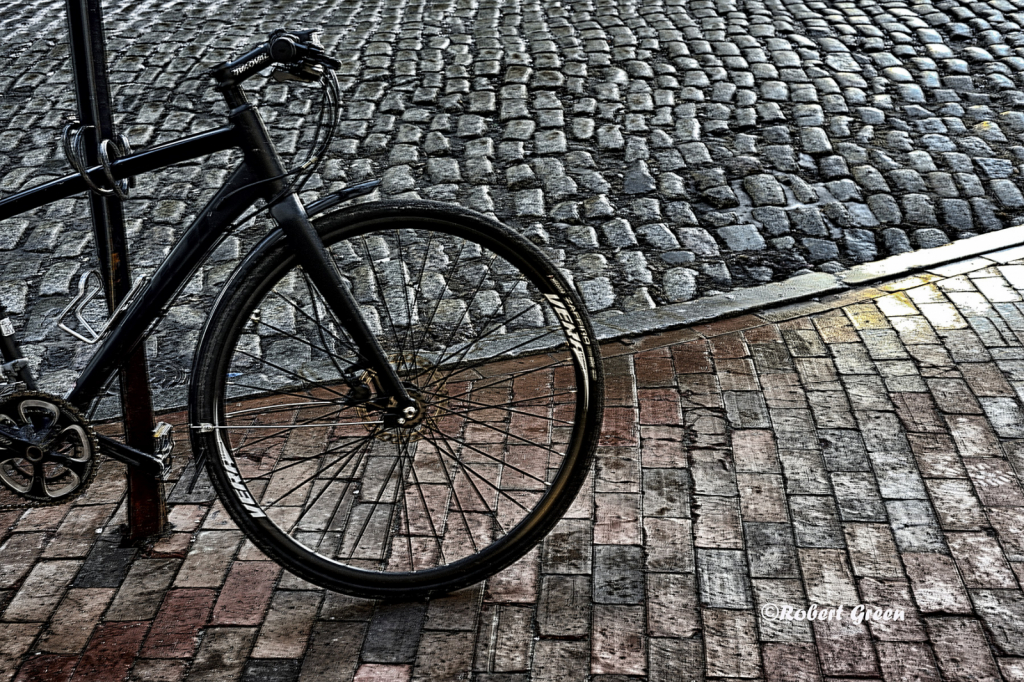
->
[203,211,600,592]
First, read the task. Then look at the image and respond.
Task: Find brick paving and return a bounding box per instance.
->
[4,248,1024,680]
[10,0,1024,408]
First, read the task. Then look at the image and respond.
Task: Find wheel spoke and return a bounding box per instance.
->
[206,221,599,593]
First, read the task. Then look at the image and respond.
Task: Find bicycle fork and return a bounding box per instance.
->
[269,194,416,413]
[225,99,416,417]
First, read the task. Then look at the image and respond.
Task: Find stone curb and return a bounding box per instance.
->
[593,223,1024,341]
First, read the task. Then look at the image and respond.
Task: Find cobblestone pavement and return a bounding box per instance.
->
[10,0,1024,407]
[6,247,1024,680]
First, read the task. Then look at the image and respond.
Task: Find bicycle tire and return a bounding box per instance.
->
[189,199,604,598]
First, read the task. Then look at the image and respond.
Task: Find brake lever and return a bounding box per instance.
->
[271,61,326,83]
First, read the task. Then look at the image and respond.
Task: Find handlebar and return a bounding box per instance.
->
[211,29,340,89]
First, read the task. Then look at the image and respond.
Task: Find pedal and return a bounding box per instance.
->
[153,422,175,478]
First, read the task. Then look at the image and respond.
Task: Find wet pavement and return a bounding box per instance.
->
[5,241,1024,680]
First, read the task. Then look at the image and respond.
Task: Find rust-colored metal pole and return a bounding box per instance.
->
[65,0,166,541]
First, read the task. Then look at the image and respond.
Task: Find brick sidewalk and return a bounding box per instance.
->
[6,247,1024,681]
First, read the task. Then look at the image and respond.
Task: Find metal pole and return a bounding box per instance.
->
[65,0,166,541]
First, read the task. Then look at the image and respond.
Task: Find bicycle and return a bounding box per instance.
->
[0,29,604,599]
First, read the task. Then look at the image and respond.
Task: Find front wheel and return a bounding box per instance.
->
[190,200,604,598]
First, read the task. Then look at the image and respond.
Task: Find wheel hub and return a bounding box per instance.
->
[356,353,446,443]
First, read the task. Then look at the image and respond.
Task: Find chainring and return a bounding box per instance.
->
[0,391,99,510]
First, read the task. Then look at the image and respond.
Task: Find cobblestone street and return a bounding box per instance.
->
[3,243,1024,680]
[7,0,1024,679]
[9,0,1024,405]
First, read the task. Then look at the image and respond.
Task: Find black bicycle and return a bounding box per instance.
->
[0,29,604,598]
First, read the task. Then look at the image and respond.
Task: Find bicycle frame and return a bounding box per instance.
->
[0,69,406,473]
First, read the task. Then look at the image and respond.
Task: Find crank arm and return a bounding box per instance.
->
[97,434,166,477]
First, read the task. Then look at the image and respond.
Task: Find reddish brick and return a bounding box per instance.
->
[709,332,748,359]
[128,659,187,682]
[925,479,988,531]
[353,664,412,682]
[717,358,760,391]
[71,621,149,682]
[1000,657,1024,682]
[592,605,645,675]
[39,588,115,654]
[1,624,42,681]
[13,654,76,682]
[876,642,940,682]
[902,553,972,614]
[210,561,281,626]
[813,617,878,677]
[148,533,191,559]
[858,578,927,642]
[165,505,207,533]
[988,507,1024,560]
[947,533,1018,588]
[536,576,589,637]
[678,374,725,409]
[594,493,641,544]
[762,372,807,409]
[635,348,675,387]
[703,608,760,678]
[965,458,1024,506]
[737,473,789,523]
[638,389,682,424]
[732,430,780,473]
[672,340,712,373]
[140,589,216,659]
[962,362,1015,396]
[693,496,743,549]
[42,504,116,559]
[698,314,763,337]
[927,617,1002,682]
[843,524,901,579]
[798,549,859,607]
[13,505,70,532]
[762,642,822,682]
[647,573,698,638]
[927,378,984,414]
[485,548,539,603]
[598,407,639,446]
[641,437,686,468]
[4,560,81,622]
[643,518,694,572]
[794,357,840,389]
[908,434,966,478]
[946,415,1002,457]
[0,532,49,589]
[891,393,946,433]
[744,324,783,343]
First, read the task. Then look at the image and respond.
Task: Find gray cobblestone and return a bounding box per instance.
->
[6,0,1024,406]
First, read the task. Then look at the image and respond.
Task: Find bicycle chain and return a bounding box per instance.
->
[0,391,100,512]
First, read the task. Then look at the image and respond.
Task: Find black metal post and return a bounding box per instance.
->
[65,0,166,541]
